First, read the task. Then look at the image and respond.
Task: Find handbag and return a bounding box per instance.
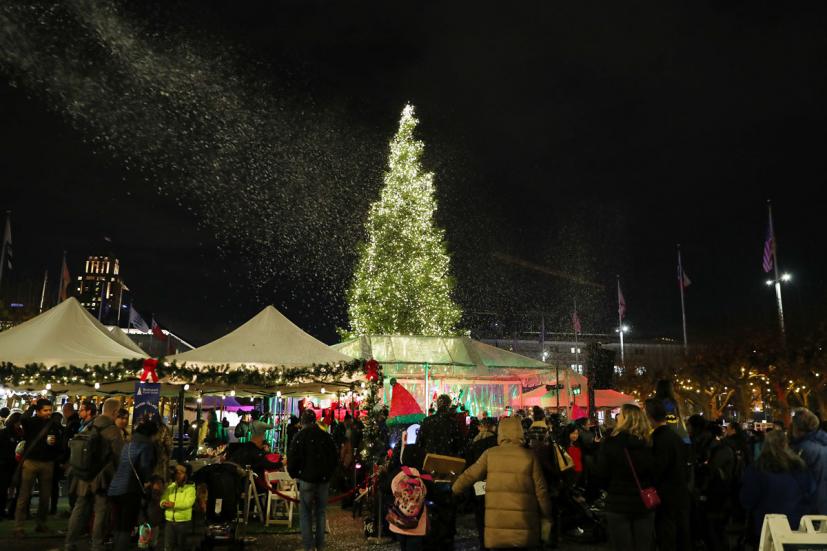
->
[624,448,660,510]
[554,444,574,472]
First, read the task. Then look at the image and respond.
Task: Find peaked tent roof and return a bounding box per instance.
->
[0,297,148,367]
[167,305,355,369]
[333,335,555,381]
[107,326,146,355]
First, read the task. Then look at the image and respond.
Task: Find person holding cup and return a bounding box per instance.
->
[14,398,60,536]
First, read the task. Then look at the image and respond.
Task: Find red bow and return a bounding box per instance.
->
[140,358,159,383]
[365,359,380,382]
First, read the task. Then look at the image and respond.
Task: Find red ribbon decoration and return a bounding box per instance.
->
[365,358,380,382]
[140,358,159,383]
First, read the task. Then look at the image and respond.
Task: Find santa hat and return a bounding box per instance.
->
[386,379,425,426]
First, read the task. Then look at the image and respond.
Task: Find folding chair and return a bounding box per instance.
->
[264,471,297,527]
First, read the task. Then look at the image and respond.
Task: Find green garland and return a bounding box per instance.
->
[359,362,385,463]
[0,358,364,389]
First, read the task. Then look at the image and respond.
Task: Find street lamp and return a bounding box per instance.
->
[765,272,792,339]
[615,325,630,364]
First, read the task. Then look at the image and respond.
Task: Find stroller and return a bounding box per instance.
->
[557,484,606,544]
[192,462,247,550]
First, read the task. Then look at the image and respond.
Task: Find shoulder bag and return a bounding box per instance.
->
[624,447,660,509]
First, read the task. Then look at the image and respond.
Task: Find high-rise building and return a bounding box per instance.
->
[76,256,128,324]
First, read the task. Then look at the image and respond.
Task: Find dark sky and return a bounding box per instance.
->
[1,0,826,345]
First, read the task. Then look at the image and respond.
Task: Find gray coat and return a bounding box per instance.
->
[70,414,124,496]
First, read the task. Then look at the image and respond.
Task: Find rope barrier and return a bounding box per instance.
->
[267,474,377,504]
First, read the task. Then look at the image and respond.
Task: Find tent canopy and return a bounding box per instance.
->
[522,383,637,409]
[0,297,148,368]
[106,326,146,355]
[167,305,354,370]
[333,335,553,382]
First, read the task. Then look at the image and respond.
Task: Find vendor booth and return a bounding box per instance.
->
[334,334,557,416]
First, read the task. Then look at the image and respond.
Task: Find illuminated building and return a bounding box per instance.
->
[76,255,128,324]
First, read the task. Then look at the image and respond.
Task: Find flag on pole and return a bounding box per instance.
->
[762,222,774,273]
[617,282,627,320]
[58,256,71,302]
[572,310,582,334]
[129,305,150,332]
[1,215,11,271]
[678,264,691,289]
[151,317,168,341]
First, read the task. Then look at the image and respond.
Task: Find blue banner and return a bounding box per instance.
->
[133,381,161,427]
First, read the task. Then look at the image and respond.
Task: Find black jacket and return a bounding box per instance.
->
[21,415,60,462]
[651,425,690,509]
[418,410,462,457]
[287,425,337,483]
[595,431,656,515]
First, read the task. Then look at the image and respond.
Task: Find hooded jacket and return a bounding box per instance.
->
[792,429,827,514]
[452,417,553,549]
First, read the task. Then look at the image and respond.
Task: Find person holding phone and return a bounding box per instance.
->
[14,398,60,536]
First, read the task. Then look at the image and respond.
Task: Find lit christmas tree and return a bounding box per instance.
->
[347,104,462,336]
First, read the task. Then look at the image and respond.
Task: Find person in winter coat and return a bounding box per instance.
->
[108,419,158,551]
[740,429,815,545]
[464,417,498,551]
[14,398,61,536]
[0,412,22,518]
[387,440,429,551]
[645,399,691,551]
[594,403,656,551]
[288,409,338,551]
[790,407,827,515]
[525,406,549,448]
[161,463,197,551]
[65,398,125,551]
[452,416,553,550]
[418,395,463,458]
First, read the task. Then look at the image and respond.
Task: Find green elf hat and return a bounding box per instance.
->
[386,378,426,426]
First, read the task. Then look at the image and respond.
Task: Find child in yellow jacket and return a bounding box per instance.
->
[161,463,196,550]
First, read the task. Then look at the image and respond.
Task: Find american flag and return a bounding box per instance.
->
[762,223,774,273]
[572,310,582,334]
[618,282,627,320]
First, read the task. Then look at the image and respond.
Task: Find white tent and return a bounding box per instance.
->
[167,305,355,369]
[0,297,148,367]
[106,326,146,355]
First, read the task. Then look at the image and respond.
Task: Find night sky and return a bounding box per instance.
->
[1,1,826,346]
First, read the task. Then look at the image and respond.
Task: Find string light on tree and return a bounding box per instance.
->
[346,104,463,336]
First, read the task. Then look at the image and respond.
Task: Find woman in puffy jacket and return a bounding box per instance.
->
[452,416,553,549]
[594,403,656,550]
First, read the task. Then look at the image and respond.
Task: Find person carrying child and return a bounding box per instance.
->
[161,463,196,550]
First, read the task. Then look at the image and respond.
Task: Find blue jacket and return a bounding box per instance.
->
[740,464,815,540]
[792,429,827,514]
[108,432,156,497]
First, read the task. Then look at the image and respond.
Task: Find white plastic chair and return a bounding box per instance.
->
[265,471,297,527]
[759,514,827,550]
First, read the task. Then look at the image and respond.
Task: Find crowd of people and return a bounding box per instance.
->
[1,380,826,551]
[288,383,827,551]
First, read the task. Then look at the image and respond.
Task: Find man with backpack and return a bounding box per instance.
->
[64,397,124,551]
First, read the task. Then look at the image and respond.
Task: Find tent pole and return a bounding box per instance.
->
[177,386,185,461]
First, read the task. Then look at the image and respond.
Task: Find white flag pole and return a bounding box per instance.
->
[768,201,786,342]
[678,245,689,355]
[617,276,625,366]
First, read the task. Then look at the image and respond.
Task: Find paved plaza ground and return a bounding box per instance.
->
[0,500,608,551]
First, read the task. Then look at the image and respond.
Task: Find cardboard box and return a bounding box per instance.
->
[423,453,466,483]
